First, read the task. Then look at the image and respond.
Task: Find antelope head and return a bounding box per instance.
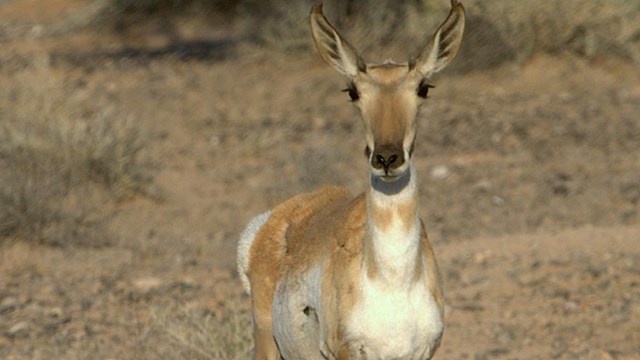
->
[310,0,465,183]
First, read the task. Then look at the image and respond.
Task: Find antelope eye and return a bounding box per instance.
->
[342,82,360,101]
[417,80,434,99]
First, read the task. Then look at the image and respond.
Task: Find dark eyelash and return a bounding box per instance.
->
[342,82,360,101]
[417,79,434,98]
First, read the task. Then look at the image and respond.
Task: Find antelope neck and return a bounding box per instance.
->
[366,165,421,285]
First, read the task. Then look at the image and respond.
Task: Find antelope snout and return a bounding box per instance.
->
[371,144,405,174]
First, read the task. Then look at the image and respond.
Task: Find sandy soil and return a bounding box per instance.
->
[0,1,639,359]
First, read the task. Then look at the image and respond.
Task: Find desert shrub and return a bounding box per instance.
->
[0,114,149,245]
[99,0,640,66]
[457,0,640,68]
[0,154,109,246]
[239,0,445,59]
[106,0,233,15]
[141,307,253,359]
[243,0,639,66]
[0,143,67,242]
[0,107,149,193]
[0,64,151,245]
[102,0,238,22]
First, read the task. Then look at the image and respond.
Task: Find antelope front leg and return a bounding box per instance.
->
[253,327,280,360]
[336,346,352,360]
[319,341,352,360]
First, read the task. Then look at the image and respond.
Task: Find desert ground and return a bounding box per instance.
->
[0,0,639,359]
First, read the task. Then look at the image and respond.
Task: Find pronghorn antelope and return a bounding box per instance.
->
[237,1,465,359]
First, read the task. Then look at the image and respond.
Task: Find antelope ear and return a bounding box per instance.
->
[415,0,465,77]
[310,3,366,77]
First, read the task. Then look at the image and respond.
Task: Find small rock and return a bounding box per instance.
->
[517,273,548,287]
[47,307,64,318]
[495,330,513,345]
[31,25,44,37]
[209,135,221,147]
[474,250,493,266]
[472,179,492,193]
[598,350,614,360]
[503,309,514,319]
[6,321,30,339]
[444,304,454,318]
[0,297,18,314]
[564,301,578,312]
[430,165,450,180]
[131,277,164,295]
[0,335,9,346]
[313,116,327,129]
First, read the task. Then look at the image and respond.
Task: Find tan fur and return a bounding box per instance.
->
[369,203,394,233]
[365,197,421,283]
[247,187,352,331]
[421,221,445,312]
[247,186,367,359]
[369,198,417,234]
[363,233,378,280]
[245,187,443,359]
[241,1,464,359]
[398,201,419,234]
[371,92,412,147]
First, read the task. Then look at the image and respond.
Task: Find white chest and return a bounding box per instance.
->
[345,274,443,360]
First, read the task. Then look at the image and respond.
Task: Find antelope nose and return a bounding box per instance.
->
[371,145,404,172]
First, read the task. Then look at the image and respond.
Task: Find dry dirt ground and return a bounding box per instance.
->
[1,1,639,359]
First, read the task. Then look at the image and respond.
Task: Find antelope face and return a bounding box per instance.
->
[310,0,465,182]
[349,64,428,181]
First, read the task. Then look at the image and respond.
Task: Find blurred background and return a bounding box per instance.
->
[0,0,639,359]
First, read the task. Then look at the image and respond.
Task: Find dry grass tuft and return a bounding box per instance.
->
[0,61,152,245]
[239,0,442,58]
[210,0,640,66]
[454,0,640,70]
[142,306,253,359]
[95,0,640,67]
